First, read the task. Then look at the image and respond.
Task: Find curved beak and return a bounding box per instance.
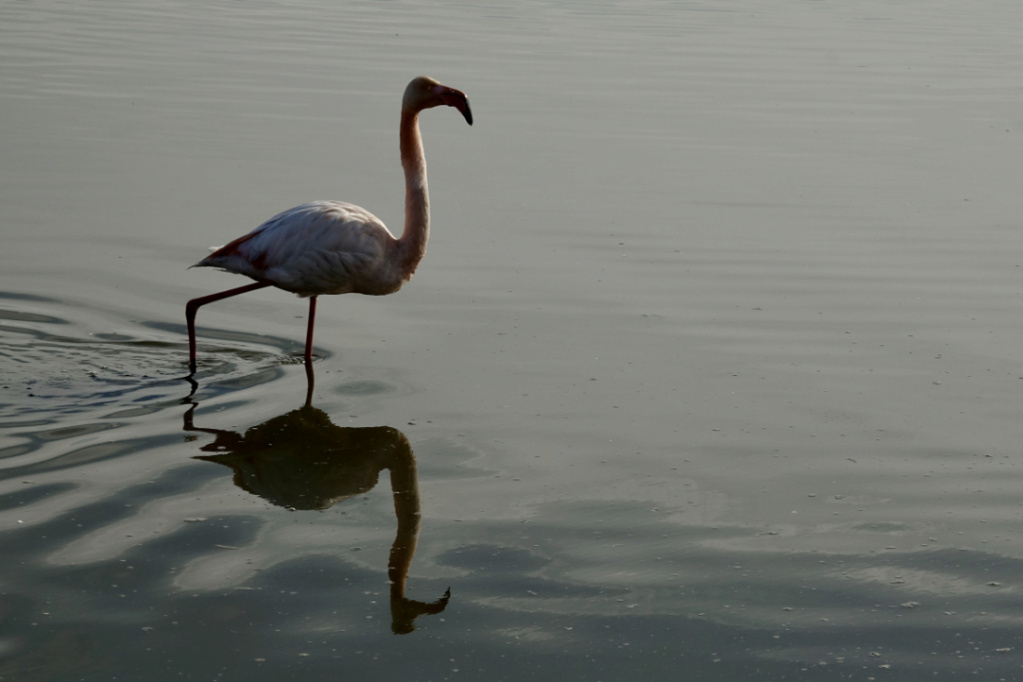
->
[439,88,473,126]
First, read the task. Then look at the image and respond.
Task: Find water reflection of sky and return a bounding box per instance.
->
[3,0,1023,679]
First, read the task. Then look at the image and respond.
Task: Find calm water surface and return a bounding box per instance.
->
[3,1,1023,679]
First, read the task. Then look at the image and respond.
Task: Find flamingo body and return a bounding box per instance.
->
[196,200,403,297]
[185,76,472,372]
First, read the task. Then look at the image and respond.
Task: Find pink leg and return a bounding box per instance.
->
[304,354,315,408]
[186,280,272,372]
[304,296,318,364]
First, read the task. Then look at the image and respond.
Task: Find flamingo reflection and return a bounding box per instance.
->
[183,402,449,634]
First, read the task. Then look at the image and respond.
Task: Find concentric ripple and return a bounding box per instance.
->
[0,291,297,470]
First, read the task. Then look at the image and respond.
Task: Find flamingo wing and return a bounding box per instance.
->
[196,201,398,296]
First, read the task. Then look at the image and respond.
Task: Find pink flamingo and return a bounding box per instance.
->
[186,76,472,372]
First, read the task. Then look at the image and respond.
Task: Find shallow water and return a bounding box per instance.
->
[3,0,1023,679]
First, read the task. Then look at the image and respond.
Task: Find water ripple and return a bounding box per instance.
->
[0,291,297,475]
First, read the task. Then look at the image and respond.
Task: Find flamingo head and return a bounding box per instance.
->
[404,76,473,126]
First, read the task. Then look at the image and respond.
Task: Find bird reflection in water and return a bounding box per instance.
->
[183,401,449,634]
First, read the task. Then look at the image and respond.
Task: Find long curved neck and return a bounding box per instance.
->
[398,108,429,275]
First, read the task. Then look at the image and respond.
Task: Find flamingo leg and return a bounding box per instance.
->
[303,354,315,408]
[186,280,273,372]
[304,296,318,364]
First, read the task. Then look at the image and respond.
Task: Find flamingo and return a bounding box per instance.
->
[185,76,472,373]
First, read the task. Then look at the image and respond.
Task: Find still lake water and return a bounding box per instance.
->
[3,0,1023,679]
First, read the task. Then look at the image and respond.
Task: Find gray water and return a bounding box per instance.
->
[3,1,1023,679]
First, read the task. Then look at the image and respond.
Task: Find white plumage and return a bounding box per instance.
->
[196,201,399,296]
